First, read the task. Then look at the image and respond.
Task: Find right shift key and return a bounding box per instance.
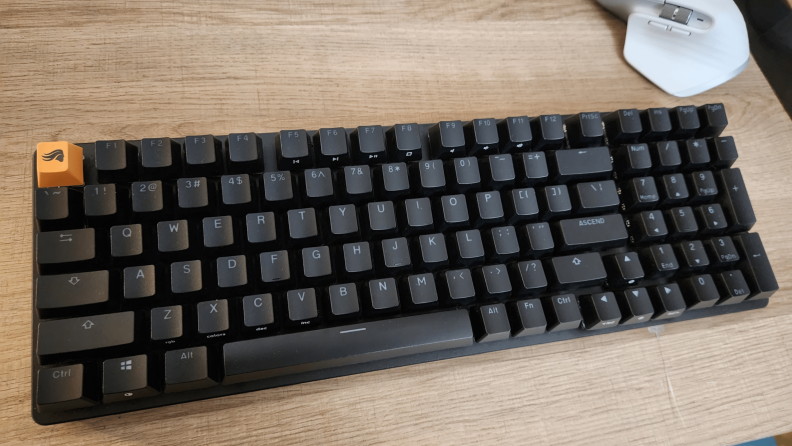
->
[733,232,778,300]
[550,147,612,183]
[717,168,756,232]
[549,252,607,289]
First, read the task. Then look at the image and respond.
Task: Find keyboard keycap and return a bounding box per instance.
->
[342,242,373,277]
[505,188,539,224]
[669,105,700,140]
[243,294,275,327]
[260,250,291,283]
[275,129,311,170]
[378,162,410,200]
[197,299,229,333]
[184,135,222,176]
[217,255,247,288]
[482,154,515,190]
[177,178,210,210]
[651,144,681,176]
[328,205,359,241]
[580,292,621,329]
[220,174,253,207]
[140,137,179,179]
[680,139,711,172]
[464,118,499,156]
[438,194,470,231]
[476,304,510,342]
[623,176,659,211]
[131,181,164,213]
[717,168,756,232]
[705,236,740,269]
[413,160,446,196]
[342,165,374,202]
[226,133,263,174]
[36,270,109,310]
[37,311,135,355]
[417,233,449,271]
[617,288,654,324]
[442,269,476,302]
[497,116,532,153]
[695,203,728,235]
[666,206,698,239]
[649,284,686,319]
[452,230,485,267]
[714,270,751,305]
[484,226,519,262]
[557,214,628,251]
[102,355,157,403]
[402,198,434,234]
[328,284,360,317]
[246,212,277,245]
[429,120,466,159]
[516,152,549,186]
[549,252,607,289]
[203,216,234,247]
[603,109,642,145]
[681,274,720,309]
[565,112,604,148]
[124,265,156,299]
[366,201,397,237]
[151,305,183,340]
[696,103,728,138]
[314,127,350,168]
[639,107,672,142]
[386,123,422,162]
[350,125,387,164]
[36,187,70,222]
[287,208,319,243]
[84,184,117,218]
[263,171,295,206]
[473,191,505,228]
[545,294,582,331]
[404,273,439,306]
[111,224,143,257]
[520,222,554,258]
[708,136,738,168]
[530,114,565,150]
[288,290,320,323]
[632,210,667,244]
[551,147,612,183]
[512,298,547,336]
[171,260,202,293]
[659,173,688,205]
[574,180,620,215]
[37,364,94,413]
[733,232,778,300]
[303,168,334,205]
[540,185,572,220]
[38,228,92,265]
[674,240,709,271]
[95,139,136,183]
[157,220,189,252]
[476,264,511,300]
[640,244,678,278]
[511,260,547,296]
[614,143,651,178]
[223,310,473,383]
[604,252,643,287]
[451,157,481,193]
[368,278,400,311]
[302,246,333,280]
[164,346,216,392]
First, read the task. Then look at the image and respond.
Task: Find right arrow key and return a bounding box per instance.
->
[649,283,687,320]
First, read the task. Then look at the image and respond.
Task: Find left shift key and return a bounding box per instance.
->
[37,311,135,356]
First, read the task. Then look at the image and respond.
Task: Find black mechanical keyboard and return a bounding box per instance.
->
[31,104,779,424]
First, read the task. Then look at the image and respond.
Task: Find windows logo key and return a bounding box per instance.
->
[120,360,132,371]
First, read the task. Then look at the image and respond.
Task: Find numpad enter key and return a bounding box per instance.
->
[30,103,779,424]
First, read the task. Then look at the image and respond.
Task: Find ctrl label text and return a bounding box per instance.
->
[52,368,72,379]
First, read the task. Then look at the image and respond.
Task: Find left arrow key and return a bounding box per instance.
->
[37,311,134,356]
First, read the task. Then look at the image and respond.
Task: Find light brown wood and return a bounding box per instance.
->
[2,1,792,444]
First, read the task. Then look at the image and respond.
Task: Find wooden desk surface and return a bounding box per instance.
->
[2,1,792,444]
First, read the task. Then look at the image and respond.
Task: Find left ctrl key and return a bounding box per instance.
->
[37,364,95,413]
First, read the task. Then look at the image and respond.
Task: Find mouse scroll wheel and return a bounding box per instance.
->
[659,4,693,25]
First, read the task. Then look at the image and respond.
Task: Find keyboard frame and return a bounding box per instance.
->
[30,127,771,425]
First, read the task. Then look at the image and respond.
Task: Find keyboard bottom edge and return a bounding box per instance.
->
[31,298,769,425]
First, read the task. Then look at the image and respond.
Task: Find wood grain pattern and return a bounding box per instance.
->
[1,1,791,444]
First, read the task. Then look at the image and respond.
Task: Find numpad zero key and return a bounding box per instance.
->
[31,104,778,424]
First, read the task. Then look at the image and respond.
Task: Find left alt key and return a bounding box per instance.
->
[36,141,84,188]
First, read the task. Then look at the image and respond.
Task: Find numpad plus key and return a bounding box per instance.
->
[31,102,778,424]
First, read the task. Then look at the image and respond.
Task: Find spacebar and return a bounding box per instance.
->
[222,310,474,384]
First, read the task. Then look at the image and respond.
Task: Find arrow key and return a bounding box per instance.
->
[580,292,621,330]
[649,283,686,320]
[617,288,654,325]
[604,252,644,287]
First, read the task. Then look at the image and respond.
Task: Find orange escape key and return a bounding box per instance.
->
[36,141,84,188]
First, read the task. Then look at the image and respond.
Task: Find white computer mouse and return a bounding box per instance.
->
[597,0,750,97]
